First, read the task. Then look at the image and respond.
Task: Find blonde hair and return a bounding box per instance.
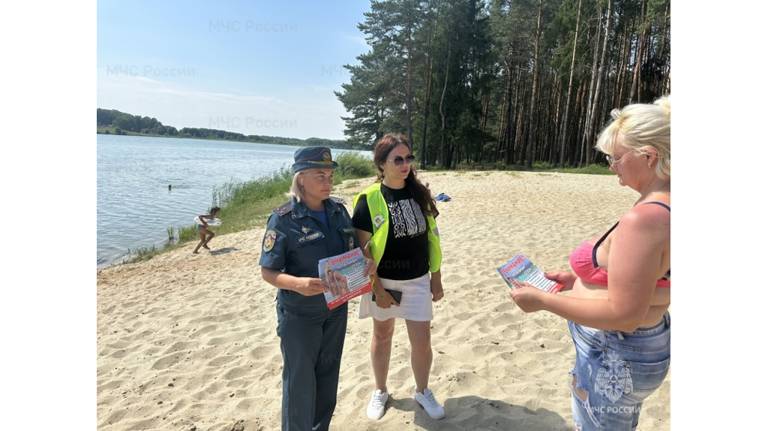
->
[596,95,671,179]
[288,172,304,202]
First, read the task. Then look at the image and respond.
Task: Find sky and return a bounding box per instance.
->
[97,0,371,140]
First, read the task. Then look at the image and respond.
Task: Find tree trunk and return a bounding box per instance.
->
[525,0,544,168]
[580,1,604,166]
[438,41,451,168]
[559,0,582,167]
[629,0,647,104]
[497,62,513,161]
[480,92,490,163]
[616,19,632,108]
[575,79,588,165]
[584,0,612,164]
[509,67,524,165]
[405,16,415,150]
[551,76,563,163]
[420,4,439,167]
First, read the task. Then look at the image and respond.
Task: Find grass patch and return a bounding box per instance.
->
[125,245,162,263]
[550,164,613,175]
[125,153,375,264]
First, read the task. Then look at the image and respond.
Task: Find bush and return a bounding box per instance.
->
[335,152,376,179]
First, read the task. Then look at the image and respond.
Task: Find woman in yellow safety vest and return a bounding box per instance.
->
[351,133,446,421]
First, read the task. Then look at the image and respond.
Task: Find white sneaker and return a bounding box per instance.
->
[414,388,445,419]
[367,389,389,420]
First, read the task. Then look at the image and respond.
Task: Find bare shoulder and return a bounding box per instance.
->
[620,203,670,233]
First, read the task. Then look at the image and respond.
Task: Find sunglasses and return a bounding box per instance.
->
[605,153,627,166]
[390,154,416,166]
[606,150,651,166]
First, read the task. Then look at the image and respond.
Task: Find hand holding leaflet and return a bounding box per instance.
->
[318,247,373,310]
[497,254,563,293]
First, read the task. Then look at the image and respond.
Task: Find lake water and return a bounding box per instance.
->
[97,134,368,267]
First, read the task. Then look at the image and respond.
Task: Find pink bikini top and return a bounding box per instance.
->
[569,201,670,288]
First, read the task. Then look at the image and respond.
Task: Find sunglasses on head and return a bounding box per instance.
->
[390,154,416,166]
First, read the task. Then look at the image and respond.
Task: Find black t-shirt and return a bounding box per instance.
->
[352,184,430,280]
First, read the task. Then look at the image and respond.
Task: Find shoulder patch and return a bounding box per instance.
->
[330,196,346,205]
[273,200,293,216]
[263,230,277,252]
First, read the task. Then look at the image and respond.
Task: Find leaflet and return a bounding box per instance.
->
[497,254,562,293]
[318,247,372,309]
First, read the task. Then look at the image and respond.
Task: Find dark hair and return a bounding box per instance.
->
[210,206,221,214]
[373,133,438,217]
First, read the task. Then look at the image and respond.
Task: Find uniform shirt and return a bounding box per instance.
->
[352,183,429,280]
[260,197,357,308]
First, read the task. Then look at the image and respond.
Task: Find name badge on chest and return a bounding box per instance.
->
[298,226,325,244]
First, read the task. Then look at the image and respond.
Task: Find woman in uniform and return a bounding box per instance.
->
[260,146,362,431]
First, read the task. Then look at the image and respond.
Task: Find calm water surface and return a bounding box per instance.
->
[97,134,367,266]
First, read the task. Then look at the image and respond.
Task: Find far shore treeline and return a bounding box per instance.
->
[96,108,365,150]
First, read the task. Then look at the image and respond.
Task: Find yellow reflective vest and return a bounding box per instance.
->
[353,182,442,273]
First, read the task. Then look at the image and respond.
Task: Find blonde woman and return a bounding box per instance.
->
[260,147,360,431]
[510,97,671,430]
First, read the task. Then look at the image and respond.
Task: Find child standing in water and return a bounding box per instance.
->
[193,206,221,254]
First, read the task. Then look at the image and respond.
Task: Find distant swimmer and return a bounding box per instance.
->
[168,184,172,191]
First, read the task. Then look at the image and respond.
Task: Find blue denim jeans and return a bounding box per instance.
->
[568,313,670,430]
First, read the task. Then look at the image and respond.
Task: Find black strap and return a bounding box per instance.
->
[592,222,618,268]
[592,202,670,269]
[641,201,671,211]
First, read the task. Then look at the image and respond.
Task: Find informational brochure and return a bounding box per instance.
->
[497,254,562,293]
[318,247,373,309]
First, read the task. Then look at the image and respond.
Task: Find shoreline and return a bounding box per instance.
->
[96,130,365,151]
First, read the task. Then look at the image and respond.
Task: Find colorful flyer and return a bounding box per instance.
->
[318,247,372,309]
[498,254,562,293]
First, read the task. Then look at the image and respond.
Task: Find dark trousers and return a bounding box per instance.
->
[276,301,348,431]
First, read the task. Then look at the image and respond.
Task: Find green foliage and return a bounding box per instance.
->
[335,152,376,179]
[126,245,161,263]
[177,225,199,243]
[553,163,613,175]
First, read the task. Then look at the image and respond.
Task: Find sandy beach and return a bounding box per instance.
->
[97,171,670,430]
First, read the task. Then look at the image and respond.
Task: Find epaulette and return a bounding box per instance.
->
[330,196,346,205]
[273,200,293,216]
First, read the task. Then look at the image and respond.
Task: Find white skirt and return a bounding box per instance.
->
[358,273,433,322]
